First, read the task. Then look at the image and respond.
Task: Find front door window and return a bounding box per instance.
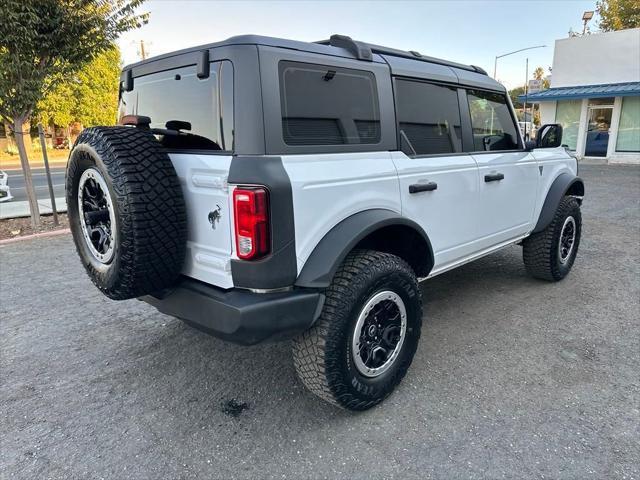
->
[585,98,614,157]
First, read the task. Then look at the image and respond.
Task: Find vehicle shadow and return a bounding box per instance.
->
[109,245,531,429]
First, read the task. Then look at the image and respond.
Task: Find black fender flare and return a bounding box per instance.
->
[295,209,434,289]
[533,173,584,233]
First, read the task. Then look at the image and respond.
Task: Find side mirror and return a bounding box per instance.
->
[536,123,563,149]
[524,140,536,151]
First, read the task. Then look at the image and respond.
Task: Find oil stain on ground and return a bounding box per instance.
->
[221,399,250,418]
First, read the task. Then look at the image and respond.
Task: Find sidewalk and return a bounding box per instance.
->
[0,197,67,220]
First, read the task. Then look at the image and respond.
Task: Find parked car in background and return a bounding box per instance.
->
[0,170,13,202]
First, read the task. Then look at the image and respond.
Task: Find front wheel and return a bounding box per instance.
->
[292,250,422,410]
[523,196,582,281]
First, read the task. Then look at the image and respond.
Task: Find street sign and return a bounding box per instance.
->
[528,79,543,94]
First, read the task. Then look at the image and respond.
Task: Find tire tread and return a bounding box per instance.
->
[292,250,422,410]
[67,127,187,299]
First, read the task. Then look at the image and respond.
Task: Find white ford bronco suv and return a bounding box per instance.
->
[66,35,584,410]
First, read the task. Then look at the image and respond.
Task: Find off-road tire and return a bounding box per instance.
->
[292,250,422,410]
[523,196,581,281]
[66,126,187,300]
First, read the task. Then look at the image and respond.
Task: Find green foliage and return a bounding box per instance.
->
[532,67,550,89]
[36,77,75,127]
[533,67,545,80]
[37,47,121,127]
[509,86,526,109]
[597,0,640,31]
[509,65,550,109]
[0,0,148,124]
[75,47,121,126]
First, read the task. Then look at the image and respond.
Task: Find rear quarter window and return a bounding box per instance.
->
[279,61,380,146]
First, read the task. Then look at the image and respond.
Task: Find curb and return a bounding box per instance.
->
[0,161,69,171]
[0,228,70,246]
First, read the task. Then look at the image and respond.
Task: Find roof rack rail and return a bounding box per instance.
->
[315,34,488,75]
[316,34,373,61]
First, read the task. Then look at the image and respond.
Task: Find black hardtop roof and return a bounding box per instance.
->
[123,34,503,91]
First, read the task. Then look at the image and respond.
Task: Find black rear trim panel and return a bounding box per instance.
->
[228,156,297,289]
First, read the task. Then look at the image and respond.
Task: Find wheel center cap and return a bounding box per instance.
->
[367,325,377,337]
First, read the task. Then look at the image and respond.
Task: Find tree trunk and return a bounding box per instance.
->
[12,116,40,227]
[3,120,16,152]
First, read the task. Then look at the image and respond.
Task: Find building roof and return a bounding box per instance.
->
[520,81,640,102]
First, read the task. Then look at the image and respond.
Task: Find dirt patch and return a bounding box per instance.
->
[0,213,69,240]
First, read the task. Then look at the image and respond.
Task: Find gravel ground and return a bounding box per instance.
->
[1,165,638,480]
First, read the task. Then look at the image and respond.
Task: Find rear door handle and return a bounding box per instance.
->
[409,182,438,194]
[484,172,505,182]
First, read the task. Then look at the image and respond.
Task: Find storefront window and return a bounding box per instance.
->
[555,100,581,150]
[588,97,615,106]
[616,96,640,152]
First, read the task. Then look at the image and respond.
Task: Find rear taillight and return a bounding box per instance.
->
[233,187,270,260]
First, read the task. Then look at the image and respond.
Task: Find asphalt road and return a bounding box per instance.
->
[2,167,66,202]
[1,165,638,479]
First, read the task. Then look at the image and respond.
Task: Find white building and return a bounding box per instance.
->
[525,28,640,163]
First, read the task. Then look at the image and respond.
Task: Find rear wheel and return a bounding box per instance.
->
[292,250,422,410]
[523,196,582,281]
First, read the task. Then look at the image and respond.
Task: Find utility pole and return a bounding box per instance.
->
[140,39,147,60]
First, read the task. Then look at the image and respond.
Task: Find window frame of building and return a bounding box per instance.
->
[615,96,640,153]
[555,99,582,152]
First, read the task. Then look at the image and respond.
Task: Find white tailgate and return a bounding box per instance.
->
[169,153,234,289]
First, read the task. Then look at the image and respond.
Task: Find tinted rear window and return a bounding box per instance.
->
[279,61,380,146]
[395,79,463,155]
[118,60,233,151]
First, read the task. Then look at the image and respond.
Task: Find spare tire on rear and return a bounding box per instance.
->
[66,126,187,300]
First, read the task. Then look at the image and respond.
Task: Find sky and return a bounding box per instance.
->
[118,0,599,90]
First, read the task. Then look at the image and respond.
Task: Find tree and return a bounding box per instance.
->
[75,46,122,126]
[37,46,121,132]
[0,0,147,227]
[509,86,526,109]
[36,78,75,130]
[597,0,640,31]
[533,67,545,81]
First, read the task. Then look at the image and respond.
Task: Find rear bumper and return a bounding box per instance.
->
[140,278,324,345]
